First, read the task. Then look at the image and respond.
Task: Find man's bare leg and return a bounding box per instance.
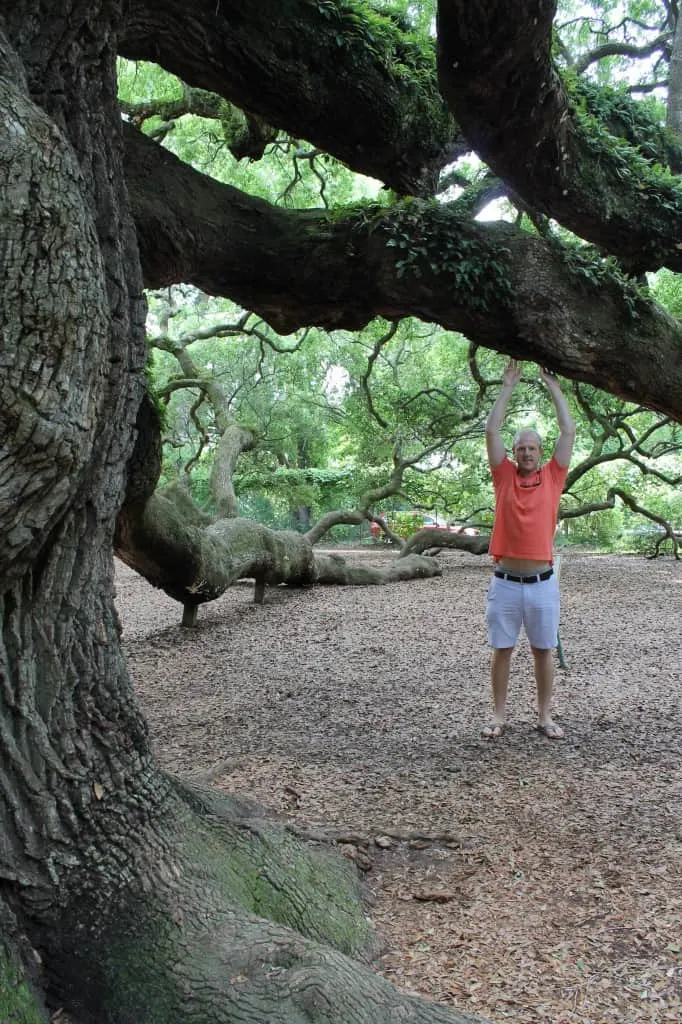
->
[483,647,513,738]
[532,646,564,738]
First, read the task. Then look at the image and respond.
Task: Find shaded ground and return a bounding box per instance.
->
[116,549,682,1024]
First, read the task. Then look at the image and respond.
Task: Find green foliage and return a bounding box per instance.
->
[389,510,428,538]
[236,466,358,529]
[124,14,682,555]
[145,281,682,552]
[117,59,184,105]
[311,0,436,81]
[650,269,682,318]
[552,238,649,319]
[565,74,682,226]
[618,525,674,555]
[0,954,47,1024]
[380,200,513,310]
[562,508,623,547]
[569,78,681,167]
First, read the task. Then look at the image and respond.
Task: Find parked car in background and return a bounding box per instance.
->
[421,515,448,530]
[422,516,479,536]
[369,520,384,542]
[370,513,478,542]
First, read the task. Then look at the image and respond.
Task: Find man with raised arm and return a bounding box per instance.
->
[483,359,576,740]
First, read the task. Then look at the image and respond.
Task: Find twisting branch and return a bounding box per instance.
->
[359,320,401,429]
[121,84,277,160]
[303,430,444,548]
[574,32,673,75]
[567,383,682,492]
[120,84,228,126]
[148,292,256,516]
[184,407,211,478]
[630,78,670,94]
[561,488,679,559]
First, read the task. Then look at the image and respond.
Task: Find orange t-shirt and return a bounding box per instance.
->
[489,455,568,562]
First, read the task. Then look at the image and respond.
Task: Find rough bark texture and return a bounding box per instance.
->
[0,12,484,1009]
[115,482,443,618]
[0,58,111,584]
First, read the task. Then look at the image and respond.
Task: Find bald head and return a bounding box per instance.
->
[512,428,543,476]
[513,428,542,450]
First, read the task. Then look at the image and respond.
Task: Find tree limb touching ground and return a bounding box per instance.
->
[125,323,445,620]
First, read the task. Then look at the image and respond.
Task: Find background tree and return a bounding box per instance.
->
[147,295,681,558]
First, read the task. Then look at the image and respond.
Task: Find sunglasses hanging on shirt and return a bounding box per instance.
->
[518,471,542,488]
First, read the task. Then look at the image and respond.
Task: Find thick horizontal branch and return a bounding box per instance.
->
[125,126,682,420]
[436,0,682,272]
[401,528,490,557]
[120,0,463,196]
[120,1,682,269]
[574,33,672,75]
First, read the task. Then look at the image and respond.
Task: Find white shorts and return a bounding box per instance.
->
[486,572,560,649]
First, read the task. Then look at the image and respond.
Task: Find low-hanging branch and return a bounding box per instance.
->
[124,124,682,422]
[120,0,462,197]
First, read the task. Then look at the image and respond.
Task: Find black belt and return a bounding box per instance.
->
[494,568,553,584]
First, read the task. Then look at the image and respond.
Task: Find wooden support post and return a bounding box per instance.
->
[554,553,567,670]
[182,603,199,628]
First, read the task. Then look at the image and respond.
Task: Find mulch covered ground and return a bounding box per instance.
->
[116,548,682,1024]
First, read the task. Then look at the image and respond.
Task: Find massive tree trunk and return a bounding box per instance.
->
[0,11,484,1021]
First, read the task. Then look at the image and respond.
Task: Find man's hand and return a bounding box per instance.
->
[503,359,523,388]
[540,366,561,391]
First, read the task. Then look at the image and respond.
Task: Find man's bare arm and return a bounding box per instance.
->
[486,359,522,467]
[541,369,576,467]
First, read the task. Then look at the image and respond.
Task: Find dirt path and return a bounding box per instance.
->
[117,549,682,1024]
